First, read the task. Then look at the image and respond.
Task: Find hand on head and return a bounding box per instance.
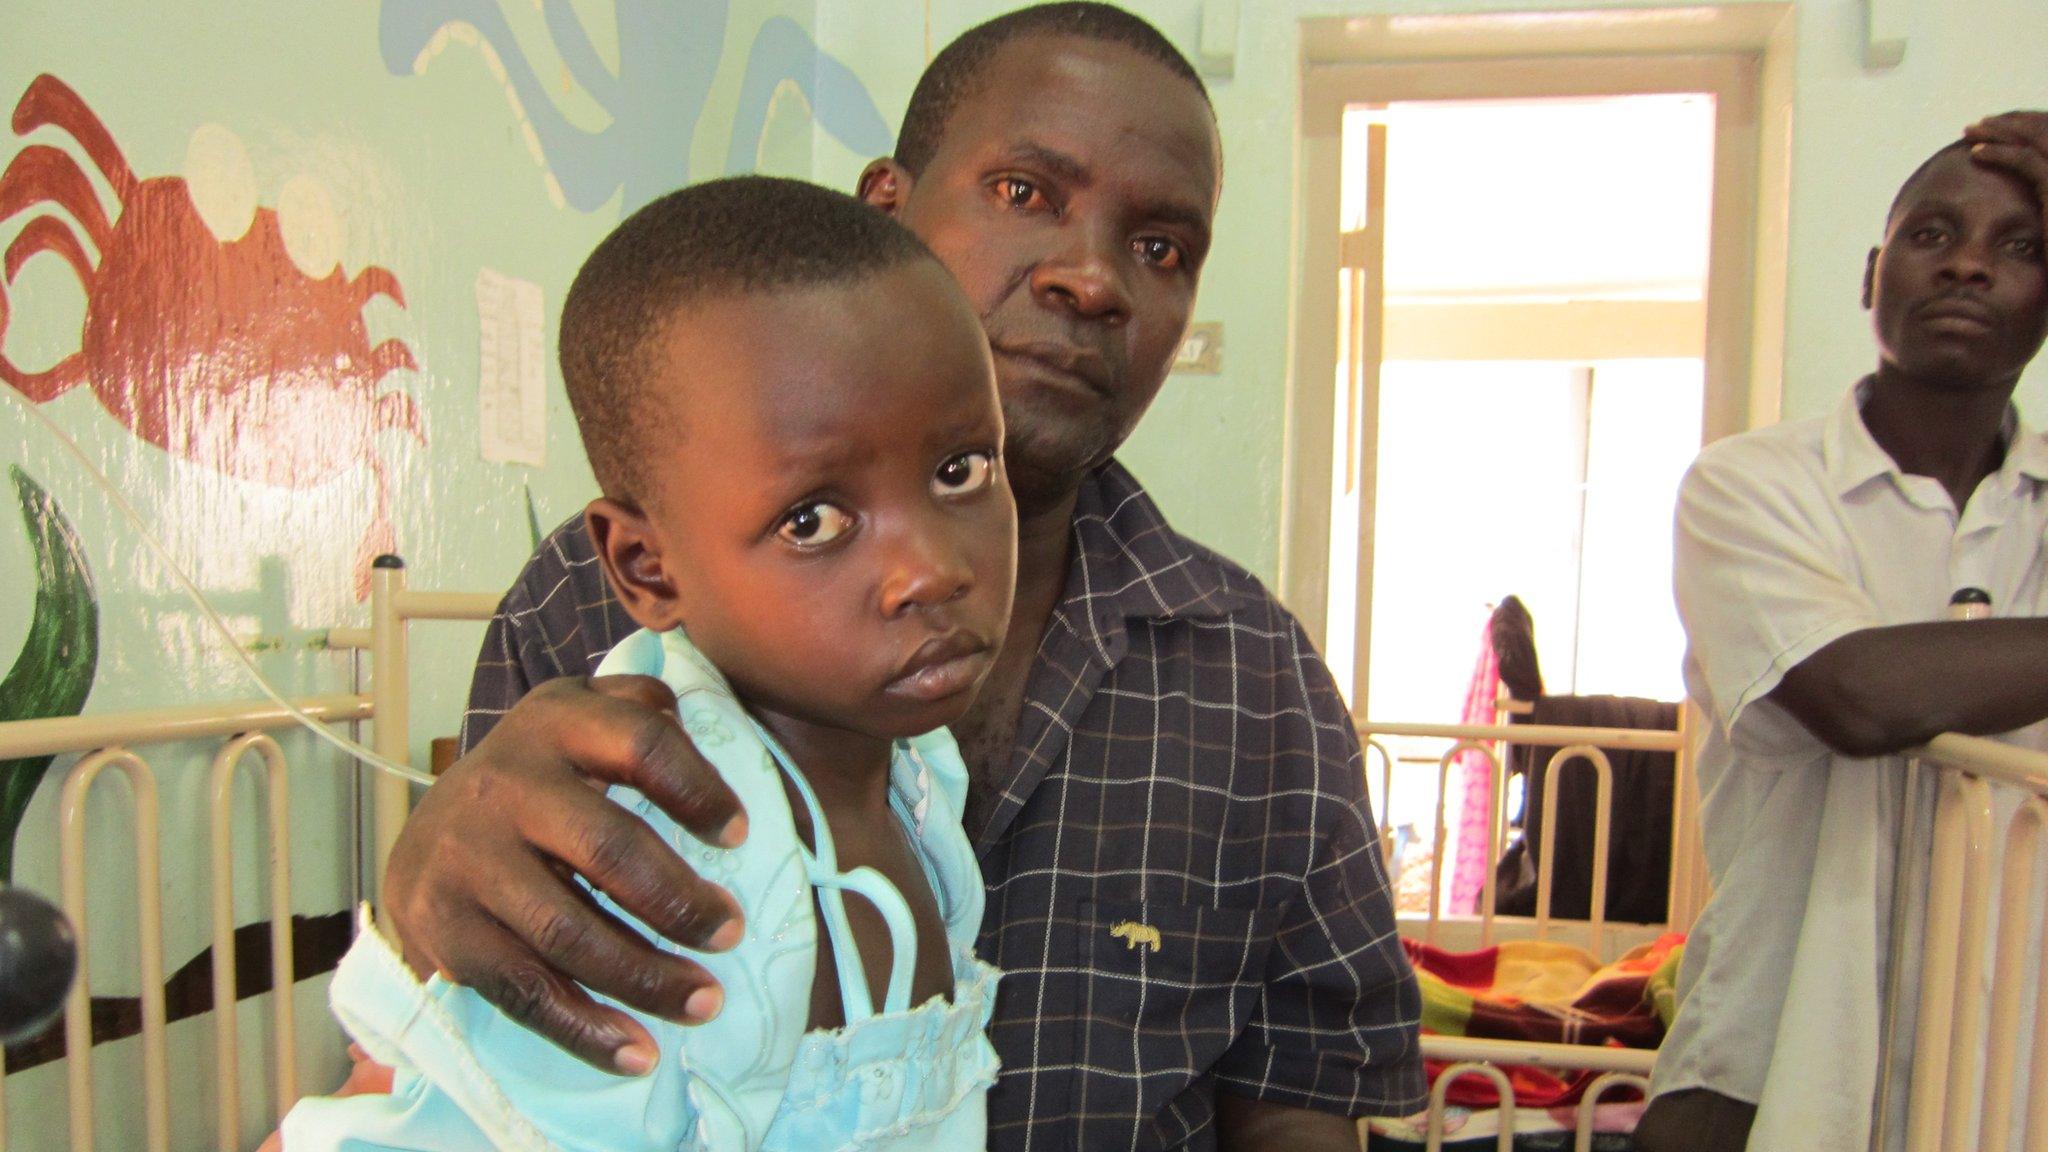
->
[379,673,747,1075]
[1966,111,2048,233]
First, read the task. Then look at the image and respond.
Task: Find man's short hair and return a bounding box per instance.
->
[560,175,934,503]
[1885,139,1976,229]
[893,2,1210,175]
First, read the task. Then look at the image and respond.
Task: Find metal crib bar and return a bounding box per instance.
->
[1982,797,2048,1151]
[1425,1062,1515,1152]
[1357,719,1680,751]
[1904,771,1994,1152]
[210,733,301,1151]
[370,564,413,903]
[0,695,369,760]
[1939,772,1996,1152]
[1573,1072,1651,1152]
[1426,746,1454,946]
[1364,737,1397,873]
[1428,739,1494,946]
[1663,702,1705,933]
[1484,739,1507,944]
[1534,745,1613,956]
[59,747,169,1152]
[1420,1035,1655,1075]
[2028,913,2048,1152]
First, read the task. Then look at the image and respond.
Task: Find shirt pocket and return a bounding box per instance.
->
[1070,899,1276,1150]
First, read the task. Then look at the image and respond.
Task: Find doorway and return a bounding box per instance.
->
[1283,27,1793,916]
[1325,93,1712,719]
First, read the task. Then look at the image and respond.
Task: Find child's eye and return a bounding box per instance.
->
[777,502,854,547]
[933,451,997,498]
[2009,236,2043,260]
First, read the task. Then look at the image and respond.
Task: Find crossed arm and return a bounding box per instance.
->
[1767,112,2048,758]
[1772,618,2048,757]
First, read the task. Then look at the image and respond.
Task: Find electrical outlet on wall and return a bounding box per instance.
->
[1174,322,1223,375]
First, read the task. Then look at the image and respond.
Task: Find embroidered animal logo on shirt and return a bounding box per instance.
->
[1109,921,1161,953]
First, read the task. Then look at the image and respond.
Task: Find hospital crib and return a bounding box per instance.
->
[0,563,2043,1151]
[1356,713,2048,1150]
[0,564,495,1152]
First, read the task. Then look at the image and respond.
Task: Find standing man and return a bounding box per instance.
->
[378,6,1423,1149]
[1641,115,2048,1152]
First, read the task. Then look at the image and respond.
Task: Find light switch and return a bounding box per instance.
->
[1174,322,1223,375]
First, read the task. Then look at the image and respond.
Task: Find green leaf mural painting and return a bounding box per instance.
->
[0,466,97,884]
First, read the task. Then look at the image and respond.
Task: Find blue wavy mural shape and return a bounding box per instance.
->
[379,0,893,213]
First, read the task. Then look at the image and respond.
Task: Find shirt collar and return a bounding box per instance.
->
[1822,377,2048,499]
[1058,461,1261,664]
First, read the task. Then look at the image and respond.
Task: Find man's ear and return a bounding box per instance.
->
[857,158,913,217]
[586,498,685,632]
[1863,247,1880,310]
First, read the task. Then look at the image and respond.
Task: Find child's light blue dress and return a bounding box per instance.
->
[281,628,1000,1152]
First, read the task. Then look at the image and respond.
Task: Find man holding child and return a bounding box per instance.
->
[373,6,1423,1151]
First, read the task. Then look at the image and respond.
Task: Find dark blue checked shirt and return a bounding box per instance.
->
[460,461,1424,1150]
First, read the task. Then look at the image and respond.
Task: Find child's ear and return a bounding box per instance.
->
[1863,246,1880,310]
[857,158,913,217]
[586,498,686,632]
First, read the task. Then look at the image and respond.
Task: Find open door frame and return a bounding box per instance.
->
[1280,10,1794,710]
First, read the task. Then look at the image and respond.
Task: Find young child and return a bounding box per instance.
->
[280,176,1016,1151]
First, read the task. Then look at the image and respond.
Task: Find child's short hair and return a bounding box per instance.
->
[560,175,936,503]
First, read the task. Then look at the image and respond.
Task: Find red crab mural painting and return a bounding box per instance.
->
[0,74,422,598]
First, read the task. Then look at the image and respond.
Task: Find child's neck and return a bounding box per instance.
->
[747,706,897,815]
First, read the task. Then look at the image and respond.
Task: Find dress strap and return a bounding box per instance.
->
[750,721,919,1020]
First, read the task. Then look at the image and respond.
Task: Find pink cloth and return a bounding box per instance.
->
[1447,618,1502,915]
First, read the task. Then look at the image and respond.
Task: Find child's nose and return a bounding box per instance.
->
[879,526,974,617]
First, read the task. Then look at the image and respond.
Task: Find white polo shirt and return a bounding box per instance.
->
[1658,380,2048,1152]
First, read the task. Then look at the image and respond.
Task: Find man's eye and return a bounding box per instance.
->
[777,502,854,546]
[1134,236,1183,269]
[2009,236,2043,259]
[933,451,997,498]
[1911,225,1950,245]
[995,178,1044,211]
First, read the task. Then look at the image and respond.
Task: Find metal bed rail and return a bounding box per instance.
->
[0,561,495,1152]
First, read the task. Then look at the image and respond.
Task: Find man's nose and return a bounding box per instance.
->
[879,520,975,618]
[1030,222,1131,323]
[1940,236,1997,285]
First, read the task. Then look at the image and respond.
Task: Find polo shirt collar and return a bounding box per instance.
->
[1823,377,2048,501]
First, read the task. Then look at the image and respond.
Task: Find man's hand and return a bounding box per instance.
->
[380,675,749,1075]
[1965,111,2048,234]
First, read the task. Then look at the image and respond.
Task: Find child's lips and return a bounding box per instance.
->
[887,634,994,703]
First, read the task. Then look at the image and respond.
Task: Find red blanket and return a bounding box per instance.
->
[1406,934,1684,1107]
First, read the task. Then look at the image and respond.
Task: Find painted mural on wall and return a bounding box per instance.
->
[0,467,96,886]
[0,74,424,599]
[378,0,893,212]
